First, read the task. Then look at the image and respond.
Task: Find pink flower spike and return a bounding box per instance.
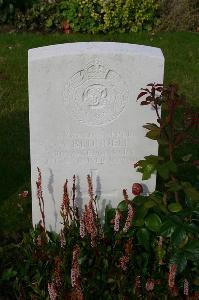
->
[60,229,66,248]
[184,279,189,296]
[119,255,129,271]
[48,282,57,300]
[114,210,120,232]
[123,204,135,233]
[80,215,86,238]
[145,279,155,292]
[168,264,177,288]
[71,246,80,288]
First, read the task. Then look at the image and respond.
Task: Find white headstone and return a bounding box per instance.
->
[28,42,164,231]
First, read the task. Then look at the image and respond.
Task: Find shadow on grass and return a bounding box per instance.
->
[0,110,30,202]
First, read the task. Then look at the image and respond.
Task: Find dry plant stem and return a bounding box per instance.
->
[87,174,99,220]
[40,194,46,231]
[123,189,130,204]
[62,180,73,224]
[72,175,76,209]
[37,167,46,231]
[72,175,78,220]
[93,196,99,220]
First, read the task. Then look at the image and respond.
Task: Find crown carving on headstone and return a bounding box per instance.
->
[86,58,109,80]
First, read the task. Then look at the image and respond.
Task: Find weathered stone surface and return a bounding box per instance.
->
[28,42,164,231]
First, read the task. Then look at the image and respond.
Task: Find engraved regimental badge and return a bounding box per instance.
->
[64,59,128,126]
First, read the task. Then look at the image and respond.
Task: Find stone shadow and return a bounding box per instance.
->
[47,169,58,232]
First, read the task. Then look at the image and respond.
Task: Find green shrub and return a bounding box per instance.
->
[58,0,103,33]
[15,1,60,32]
[0,0,15,24]
[15,0,159,33]
[98,0,159,33]
[158,0,199,31]
[0,0,37,24]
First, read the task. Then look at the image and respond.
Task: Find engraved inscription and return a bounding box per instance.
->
[64,59,128,126]
[43,130,139,166]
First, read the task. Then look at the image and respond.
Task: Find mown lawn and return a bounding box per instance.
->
[0,32,198,242]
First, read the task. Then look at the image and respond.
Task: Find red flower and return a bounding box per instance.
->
[62,21,70,34]
[132,183,143,196]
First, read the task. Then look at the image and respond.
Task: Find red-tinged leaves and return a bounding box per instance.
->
[137,91,147,100]
[147,83,155,87]
[146,96,152,102]
[141,101,150,105]
[134,161,140,168]
[141,88,150,92]
[156,87,163,92]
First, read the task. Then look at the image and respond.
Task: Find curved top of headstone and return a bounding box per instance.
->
[28,42,164,62]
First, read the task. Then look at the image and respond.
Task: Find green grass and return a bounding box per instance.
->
[0,32,199,242]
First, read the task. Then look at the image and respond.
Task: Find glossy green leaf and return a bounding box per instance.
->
[117,200,128,212]
[133,195,147,206]
[165,181,182,192]
[143,164,156,180]
[145,213,162,232]
[105,207,115,225]
[135,205,148,219]
[185,223,199,233]
[157,164,169,179]
[160,220,176,237]
[171,227,187,246]
[146,129,160,140]
[143,199,156,209]
[184,240,199,260]
[157,161,177,179]
[149,194,168,213]
[168,203,183,213]
[134,218,145,227]
[133,198,147,226]
[184,186,199,202]
[166,161,177,173]
[137,228,150,250]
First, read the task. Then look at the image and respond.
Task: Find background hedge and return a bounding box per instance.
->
[1,0,199,33]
